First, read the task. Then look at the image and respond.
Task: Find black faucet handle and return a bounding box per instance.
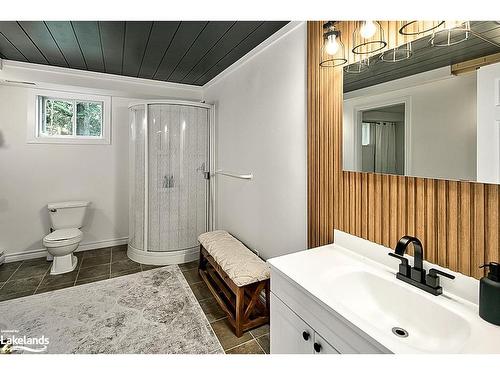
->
[428,268,455,280]
[388,252,408,264]
[388,253,411,277]
[426,268,455,289]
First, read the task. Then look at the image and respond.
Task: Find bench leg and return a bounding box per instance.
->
[235,288,245,337]
[199,245,207,271]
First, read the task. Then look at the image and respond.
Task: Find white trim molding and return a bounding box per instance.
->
[0,59,203,100]
[4,237,128,263]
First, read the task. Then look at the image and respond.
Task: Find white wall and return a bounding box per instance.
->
[344,68,477,181]
[202,22,307,259]
[409,74,476,181]
[0,63,201,260]
[477,61,500,184]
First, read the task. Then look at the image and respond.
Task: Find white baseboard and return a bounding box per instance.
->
[4,237,129,263]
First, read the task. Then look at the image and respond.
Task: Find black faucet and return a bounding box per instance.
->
[388,236,455,296]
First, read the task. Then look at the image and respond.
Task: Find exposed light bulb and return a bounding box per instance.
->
[360,20,377,38]
[325,34,339,55]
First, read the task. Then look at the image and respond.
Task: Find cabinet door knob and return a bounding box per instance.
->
[302,331,310,341]
[314,343,322,353]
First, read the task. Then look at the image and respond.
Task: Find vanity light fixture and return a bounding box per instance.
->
[320,21,347,68]
[430,21,471,47]
[380,34,413,63]
[344,56,370,74]
[380,42,413,62]
[399,21,445,36]
[352,21,387,55]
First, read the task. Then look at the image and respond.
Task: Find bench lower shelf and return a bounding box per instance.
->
[198,245,270,337]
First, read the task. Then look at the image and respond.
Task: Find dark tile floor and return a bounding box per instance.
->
[179,260,269,354]
[0,248,269,354]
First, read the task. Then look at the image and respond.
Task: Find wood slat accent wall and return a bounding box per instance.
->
[307,21,500,279]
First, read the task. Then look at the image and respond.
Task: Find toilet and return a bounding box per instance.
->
[43,201,90,275]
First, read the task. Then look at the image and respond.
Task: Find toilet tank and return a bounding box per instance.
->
[47,201,90,230]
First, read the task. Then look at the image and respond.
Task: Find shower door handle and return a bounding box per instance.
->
[197,162,210,180]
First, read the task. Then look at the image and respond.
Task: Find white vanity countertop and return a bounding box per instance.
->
[268,231,500,354]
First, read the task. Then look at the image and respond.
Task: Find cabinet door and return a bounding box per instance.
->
[313,332,340,354]
[270,292,314,354]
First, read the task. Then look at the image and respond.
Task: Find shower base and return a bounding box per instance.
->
[127,244,198,265]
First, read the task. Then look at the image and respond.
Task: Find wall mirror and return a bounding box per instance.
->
[342,21,500,184]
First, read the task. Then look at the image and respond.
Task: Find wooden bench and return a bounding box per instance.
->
[197,230,270,337]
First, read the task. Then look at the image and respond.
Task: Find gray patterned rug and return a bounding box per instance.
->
[0,266,223,354]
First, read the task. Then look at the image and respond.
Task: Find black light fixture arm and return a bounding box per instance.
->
[323,21,340,39]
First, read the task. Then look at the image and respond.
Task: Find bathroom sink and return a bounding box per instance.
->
[330,271,471,353]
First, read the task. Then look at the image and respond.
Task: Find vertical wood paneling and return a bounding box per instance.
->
[473,184,485,279]
[415,179,425,257]
[458,182,471,275]
[407,177,415,237]
[307,21,499,279]
[389,175,398,248]
[361,173,368,239]
[425,179,436,263]
[382,175,390,247]
[350,173,356,234]
[368,173,375,241]
[485,185,499,266]
[447,181,459,270]
[355,173,362,237]
[374,174,382,244]
[437,180,448,267]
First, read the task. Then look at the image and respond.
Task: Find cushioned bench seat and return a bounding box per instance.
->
[197,230,270,337]
[197,230,270,287]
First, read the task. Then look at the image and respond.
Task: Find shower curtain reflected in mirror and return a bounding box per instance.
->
[374,122,397,174]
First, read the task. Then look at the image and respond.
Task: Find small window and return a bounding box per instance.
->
[29,90,111,144]
[361,122,371,146]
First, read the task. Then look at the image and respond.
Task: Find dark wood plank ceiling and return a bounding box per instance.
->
[0,21,289,86]
[344,21,500,93]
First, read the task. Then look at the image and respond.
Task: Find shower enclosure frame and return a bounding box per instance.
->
[127,99,215,265]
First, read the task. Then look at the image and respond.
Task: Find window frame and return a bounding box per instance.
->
[28,89,111,145]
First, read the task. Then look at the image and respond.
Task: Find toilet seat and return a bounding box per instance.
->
[43,228,82,247]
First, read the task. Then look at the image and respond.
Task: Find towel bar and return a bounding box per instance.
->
[214,170,253,180]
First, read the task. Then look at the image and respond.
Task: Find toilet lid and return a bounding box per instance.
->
[45,228,82,241]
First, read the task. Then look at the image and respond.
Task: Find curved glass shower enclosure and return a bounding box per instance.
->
[128,101,212,265]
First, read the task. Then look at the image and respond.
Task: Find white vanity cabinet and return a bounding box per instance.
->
[268,230,500,354]
[269,265,389,354]
[270,293,338,354]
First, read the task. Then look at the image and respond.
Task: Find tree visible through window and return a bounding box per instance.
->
[39,96,103,138]
[76,102,103,136]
